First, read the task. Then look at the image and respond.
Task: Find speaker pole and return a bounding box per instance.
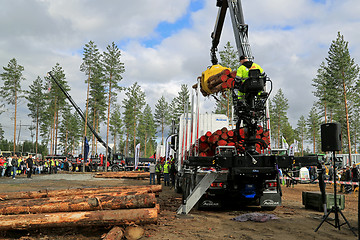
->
[315,123,356,235]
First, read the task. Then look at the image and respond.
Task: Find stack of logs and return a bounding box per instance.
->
[191,126,270,156]
[0,185,161,232]
[94,171,150,179]
[193,69,237,97]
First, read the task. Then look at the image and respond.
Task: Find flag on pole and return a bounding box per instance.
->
[282,136,289,149]
[84,137,89,163]
[294,139,299,152]
[165,136,172,161]
[135,143,140,170]
[289,143,295,156]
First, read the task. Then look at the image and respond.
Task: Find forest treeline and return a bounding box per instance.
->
[0,32,359,158]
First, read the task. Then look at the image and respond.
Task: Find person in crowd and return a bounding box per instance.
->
[155,160,162,185]
[163,159,170,186]
[0,156,5,177]
[26,155,34,179]
[149,161,156,185]
[11,155,18,179]
[169,159,177,189]
[351,164,359,191]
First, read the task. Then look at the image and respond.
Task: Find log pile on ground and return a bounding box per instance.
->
[94,171,150,179]
[193,70,237,96]
[0,185,161,232]
[191,126,270,156]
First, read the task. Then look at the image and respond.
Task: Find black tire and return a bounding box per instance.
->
[111,165,121,172]
[174,176,182,193]
[261,206,277,211]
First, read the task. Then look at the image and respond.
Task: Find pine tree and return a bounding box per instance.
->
[80,40,102,162]
[26,76,46,157]
[138,104,156,157]
[214,41,240,118]
[0,58,25,153]
[109,104,122,153]
[59,107,82,155]
[312,62,331,123]
[324,32,360,161]
[269,89,289,148]
[102,42,125,168]
[44,64,70,155]
[306,106,322,153]
[170,84,190,124]
[155,96,171,145]
[122,82,146,156]
[295,115,306,156]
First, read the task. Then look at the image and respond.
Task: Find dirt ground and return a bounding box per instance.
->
[0,172,358,240]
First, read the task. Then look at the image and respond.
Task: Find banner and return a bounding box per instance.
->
[288,143,295,156]
[282,136,289,149]
[165,136,172,161]
[84,137,89,162]
[135,143,140,170]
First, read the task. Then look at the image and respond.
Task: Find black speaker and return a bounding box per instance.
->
[321,123,341,152]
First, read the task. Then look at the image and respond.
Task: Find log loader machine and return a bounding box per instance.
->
[175,0,320,214]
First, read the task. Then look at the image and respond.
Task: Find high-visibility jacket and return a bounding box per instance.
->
[236,62,263,79]
[236,62,264,99]
[163,162,170,174]
[155,163,162,173]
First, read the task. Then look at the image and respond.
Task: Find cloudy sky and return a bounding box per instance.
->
[1,0,360,151]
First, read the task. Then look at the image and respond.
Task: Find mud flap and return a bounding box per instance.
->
[260,192,281,207]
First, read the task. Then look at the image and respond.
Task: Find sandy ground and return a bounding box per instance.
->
[0,172,358,240]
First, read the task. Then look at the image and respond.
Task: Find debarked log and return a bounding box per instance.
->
[94,172,150,179]
[0,208,158,230]
[0,193,156,215]
[0,185,162,200]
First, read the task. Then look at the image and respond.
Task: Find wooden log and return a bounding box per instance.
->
[0,185,162,201]
[221,127,228,133]
[124,226,145,240]
[104,226,124,240]
[94,172,150,179]
[199,142,210,152]
[228,70,237,79]
[199,135,207,143]
[0,193,157,215]
[0,208,158,230]
[218,140,227,146]
[220,132,228,140]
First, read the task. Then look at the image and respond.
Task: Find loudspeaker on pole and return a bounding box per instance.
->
[321,123,341,152]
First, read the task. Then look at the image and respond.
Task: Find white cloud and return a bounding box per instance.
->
[1,0,360,153]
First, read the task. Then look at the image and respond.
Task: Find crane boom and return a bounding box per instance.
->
[210,0,253,65]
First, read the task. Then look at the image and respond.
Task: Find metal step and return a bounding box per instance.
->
[177,172,219,215]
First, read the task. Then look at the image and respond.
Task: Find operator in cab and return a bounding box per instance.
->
[235,55,264,101]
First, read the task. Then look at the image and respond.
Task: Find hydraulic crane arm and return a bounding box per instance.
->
[48,72,112,157]
[210,0,253,65]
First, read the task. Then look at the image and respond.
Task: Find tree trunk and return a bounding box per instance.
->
[104,226,124,240]
[0,193,156,215]
[105,75,112,172]
[133,106,137,154]
[36,107,39,157]
[13,85,17,153]
[94,172,150,179]
[83,71,91,171]
[342,72,352,165]
[92,106,96,156]
[55,109,59,155]
[0,208,158,230]
[0,185,162,200]
[144,132,147,157]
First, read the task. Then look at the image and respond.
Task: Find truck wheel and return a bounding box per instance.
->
[261,206,277,211]
[111,165,121,172]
